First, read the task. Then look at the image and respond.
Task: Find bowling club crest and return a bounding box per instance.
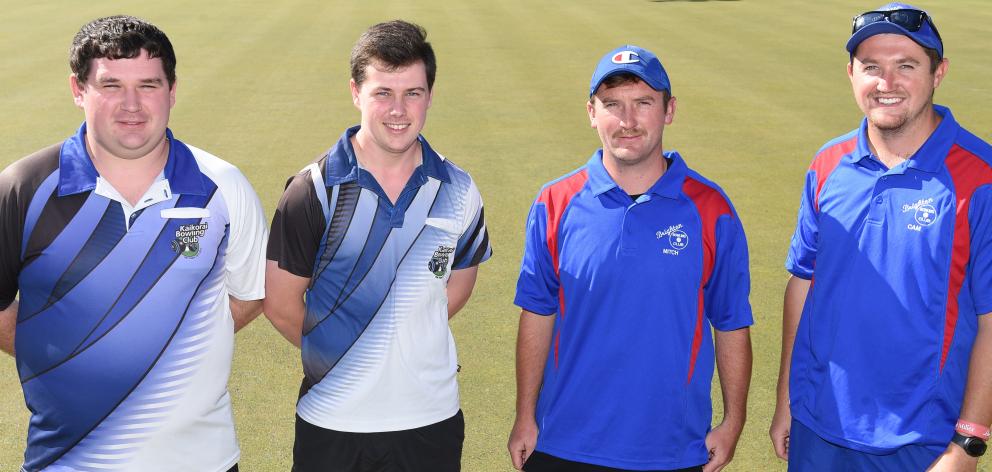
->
[171,222,208,258]
[428,245,455,278]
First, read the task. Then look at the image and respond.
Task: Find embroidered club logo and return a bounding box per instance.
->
[428,245,455,278]
[914,204,937,226]
[901,198,937,232]
[171,222,207,258]
[612,51,640,64]
[657,224,688,255]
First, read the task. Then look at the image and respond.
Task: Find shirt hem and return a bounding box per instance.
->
[297,403,460,433]
[793,414,942,455]
[536,442,707,470]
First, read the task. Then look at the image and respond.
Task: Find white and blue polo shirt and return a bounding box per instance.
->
[0,124,268,472]
[267,126,491,433]
[786,105,992,454]
[514,151,753,470]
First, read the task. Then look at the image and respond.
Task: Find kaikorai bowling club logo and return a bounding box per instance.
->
[171,222,208,258]
[428,245,455,278]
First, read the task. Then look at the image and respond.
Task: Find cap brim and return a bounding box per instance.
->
[590,68,668,96]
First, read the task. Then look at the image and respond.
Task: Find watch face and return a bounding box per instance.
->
[966,438,988,457]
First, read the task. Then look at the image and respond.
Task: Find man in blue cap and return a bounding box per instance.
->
[508,45,753,472]
[772,3,992,470]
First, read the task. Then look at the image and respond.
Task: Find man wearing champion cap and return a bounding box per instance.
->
[771,3,992,470]
[508,45,753,472]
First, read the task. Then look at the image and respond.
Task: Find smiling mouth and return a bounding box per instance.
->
[385,123,410,131]
[875,97,903,105]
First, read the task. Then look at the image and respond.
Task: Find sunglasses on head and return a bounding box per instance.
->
[852,9,942,42]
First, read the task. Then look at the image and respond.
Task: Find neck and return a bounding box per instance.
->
[87,135,169,206]
[867,106,941,169]
[602,152,668,195]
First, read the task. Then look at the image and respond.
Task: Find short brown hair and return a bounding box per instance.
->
[70,15,176,86]
[350,20,436,90]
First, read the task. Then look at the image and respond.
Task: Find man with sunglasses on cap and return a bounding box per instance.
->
[771,3,992,470]
[508,45,753,472]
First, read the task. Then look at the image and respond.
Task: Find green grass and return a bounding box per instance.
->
[2,1,992,470]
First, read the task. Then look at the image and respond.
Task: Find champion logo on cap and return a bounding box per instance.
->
[612,51,640,64]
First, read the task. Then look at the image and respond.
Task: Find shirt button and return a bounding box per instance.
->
[875,196,883,204]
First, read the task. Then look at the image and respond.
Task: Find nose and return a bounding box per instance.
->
[876,69,897,93]
[121,86,141,113]
[389,95,405,117]
[618,106,637,129]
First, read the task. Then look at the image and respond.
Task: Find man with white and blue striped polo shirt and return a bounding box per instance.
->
[0,15,267,472]
[265,20,491,472]
[772,3,992,470]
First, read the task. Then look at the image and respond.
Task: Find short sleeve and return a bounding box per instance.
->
[513,198,559,316]
[451,177,492,270]
[969,184,992,314]
[704,211,754,331]
[221,167,268,301]
[785,169,819,279]
[266,169,326,278]
[0,168,22,310]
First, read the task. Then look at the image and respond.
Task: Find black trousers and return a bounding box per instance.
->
[292,410,464,472]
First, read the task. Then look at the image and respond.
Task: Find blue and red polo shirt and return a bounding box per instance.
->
[786,105,992,454]
[515,150,753,470]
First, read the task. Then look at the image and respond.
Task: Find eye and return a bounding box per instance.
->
[406,91,421,97]
[375,90,390,97]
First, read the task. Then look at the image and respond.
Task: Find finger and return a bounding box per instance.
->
[510,447,524,470]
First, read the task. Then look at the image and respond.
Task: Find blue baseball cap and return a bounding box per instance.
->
[589,45,671,96]
[846,3,943,58]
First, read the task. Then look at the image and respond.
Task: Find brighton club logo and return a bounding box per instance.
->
[656,223,689,256]
[902,197,937,232]
[428,245,455,278]
[171,222,207,258]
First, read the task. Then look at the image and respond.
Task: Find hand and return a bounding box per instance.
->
[769,402,791,461]
[703,421,743,472]
[507,417,539,470]
[927,443,979,471]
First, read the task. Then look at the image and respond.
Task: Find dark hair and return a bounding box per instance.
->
[591,73,671,108]
[70,15,177,86]
[350,20,436,90]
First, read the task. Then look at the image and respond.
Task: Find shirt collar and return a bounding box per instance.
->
[586,149,687,199]
[852,104,960,174]
[322,125,451,188]
[58,123,207,196]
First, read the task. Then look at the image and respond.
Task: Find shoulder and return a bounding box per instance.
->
[185,143,253,190]
[536,166,589,206]
[437,154,477,190]
[0,143,62,196]
[681,168,734,216]
[811,129,859,170]
[952,126,992,169]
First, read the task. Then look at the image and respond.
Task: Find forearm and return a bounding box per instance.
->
[446,266,479,319]
[0,300,16,355]
[959,314,992,430]
[715,327,752,430]
[515,310,555,420]
[263,260,309,348]
[777,276,810,406]
[230,297,263,332]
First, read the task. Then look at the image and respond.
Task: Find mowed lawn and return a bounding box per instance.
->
[2,1,992,470]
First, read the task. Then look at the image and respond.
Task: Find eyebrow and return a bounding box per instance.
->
[95,77,165,85]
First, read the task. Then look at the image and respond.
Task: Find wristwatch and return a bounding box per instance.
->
[952,432,988,457]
